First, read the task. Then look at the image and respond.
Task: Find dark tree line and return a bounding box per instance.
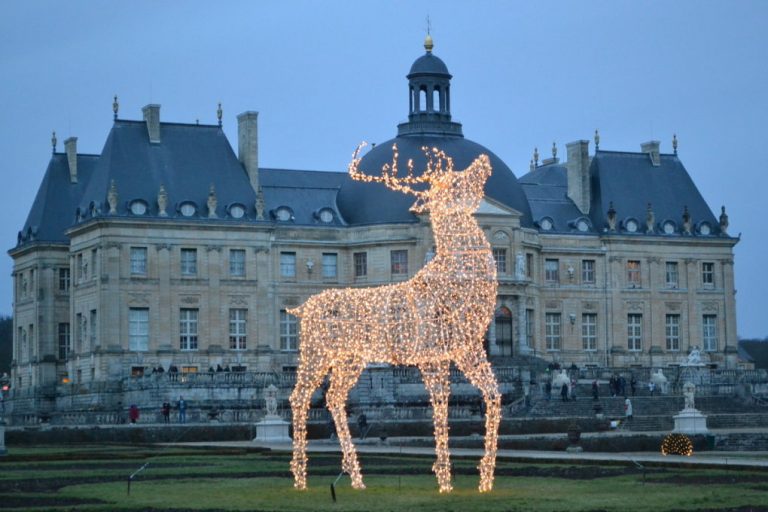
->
[0,315,11,374]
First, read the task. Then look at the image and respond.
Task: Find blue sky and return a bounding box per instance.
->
[1,1,766,338]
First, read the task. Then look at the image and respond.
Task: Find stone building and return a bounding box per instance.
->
[8,38,738,410]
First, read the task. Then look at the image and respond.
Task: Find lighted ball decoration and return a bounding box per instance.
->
[288,144,501,493]
[661,433,694,456]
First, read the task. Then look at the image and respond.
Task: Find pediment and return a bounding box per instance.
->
[476,197,521,217]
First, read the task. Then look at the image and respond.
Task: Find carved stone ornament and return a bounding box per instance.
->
[607,201,617,231]
[701,302,719,312]
[157,185,168,217]
[626,300,644,311]
[264,384,279,416]
[207,184,218,219]
[665,302,681,311]
[127,293,150,305]
[283,296,299,307]
[545,300,561,310]
[645,203,655,233]
[180,296,200,305]
[582,302,596,311]
[493,231,509,241]
[107,180,118,214]
[230,295,248,306]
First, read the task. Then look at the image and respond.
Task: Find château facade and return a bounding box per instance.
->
[9,38,739,404]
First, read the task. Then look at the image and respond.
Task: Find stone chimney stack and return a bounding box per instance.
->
[237,111,259,192]
[641,140,660,166]
[64,137,78,183]
[566,140,591,214]
[142,104,161,143]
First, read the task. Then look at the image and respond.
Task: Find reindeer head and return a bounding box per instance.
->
[349,143,492,216]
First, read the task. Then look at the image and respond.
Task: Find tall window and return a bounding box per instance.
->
[129,308,149,351]
[354,252,367,278]
[702,262,714,287]
[91,248,98,279]
[229,249,245,277]
[229,309,247,350]
[58,323,70,359]
[665,314,680,351]
[77,253,84,281]
[280,252,296,278]
[526,253,534,279]
[627,260,641,286]
[391,250,408,275]
[58,267,70,292]
[75,313,83,352]
[702,315,718,351]
[492,248,507,274]
[89,309,97,348]
[581,260,595,284]
[582,313,597,350]
[545,259,559,283]
[525,309,534,347]
[545,313,561,351]
[280,309,298,351]
[627,314,642,351]
[181,249,197,276]
[130,247,148,276]
[180,308,199,350]
[665,262,679,289]
[322,253,338,279]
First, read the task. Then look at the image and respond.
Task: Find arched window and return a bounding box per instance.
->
[432,87,440,112]
[419,87,428,112]
[495,306,513,357]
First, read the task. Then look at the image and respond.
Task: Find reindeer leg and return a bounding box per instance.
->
[289,358,327,490]
[327,362,366,489]
[420,360,453,493]
[456,349,501,492]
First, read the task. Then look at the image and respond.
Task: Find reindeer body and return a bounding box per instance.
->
[289,146,501,493]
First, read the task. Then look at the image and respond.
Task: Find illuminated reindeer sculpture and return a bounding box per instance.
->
[288,144,501,493]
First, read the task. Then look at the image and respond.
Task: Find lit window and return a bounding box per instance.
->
[627,314,642,351]
[229,249,245,277]
[280,309,298,351]
[129,308,149,351]
[391,250,408,276]
[322,253,338,279]
[666,314,680,351]
[492,248,507,274]
[627,260,641,286]
[280,252,296,278]
[130,247,147,276]
[702,315,718,351]
[582,313,597,351]
[180,308,198,350]
[181,249,197,276]
[581,260,595,284]
[666,262,679,289]
[229,204,246,219]
[702,262,714,287]
[545,259,559,283]
[354,252,367,278]
[545,313,561,351]
[229,309,247,350]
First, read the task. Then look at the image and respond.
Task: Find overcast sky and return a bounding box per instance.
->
[1,1,766,338]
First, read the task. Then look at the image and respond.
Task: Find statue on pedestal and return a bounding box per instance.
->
[683,382,696,410]
[264,384,279,417]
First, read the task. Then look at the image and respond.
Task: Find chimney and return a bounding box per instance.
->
[641,140,660,166]
[142,104,161,143]
[237,111,259,191]
[566,140,591,214]
[64,137,78,183]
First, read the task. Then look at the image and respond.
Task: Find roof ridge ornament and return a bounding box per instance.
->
[719,206,729,235]
[607,201,617,231]
[113,95,119,120]
[646,203,655,233]
[51,131,57,154]
[217,102,223,127]
[552,141,557,159]
[672,133,678,155]
[594,129,600,151]
[533,147,539,167]
[157,184,168,217]
[682,205,692,235]
[207,184,218,218]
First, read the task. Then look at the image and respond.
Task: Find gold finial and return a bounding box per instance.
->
[672,133,678,155]
[51,131,57,153]
[594,129,600,150]
[424,34,434,53]
[112,95,119,120]
[533,147,539,167]
[217,102,223,127]
[552,141,557,159]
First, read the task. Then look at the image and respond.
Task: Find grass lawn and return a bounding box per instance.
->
[1,445,767,511]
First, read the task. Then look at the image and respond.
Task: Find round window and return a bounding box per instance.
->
[276,207,292,221]
[626,219,638,233]
[130,201,147,215]
[699,222,711,235]
[576,219,589,232]
[540,218,553,231]
[180,203,196,217]
[663,221,676,234]
[230,204,245,219]
[319,209,334,223]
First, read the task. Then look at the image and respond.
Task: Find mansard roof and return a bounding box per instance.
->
[519,163,587,234]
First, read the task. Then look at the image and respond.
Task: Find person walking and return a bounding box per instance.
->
[560,382,569,402]
[129,404,140,424]
[162,402,171,424]
[630,375,637,396]
[591,380,599,400]
[178,396,187,424]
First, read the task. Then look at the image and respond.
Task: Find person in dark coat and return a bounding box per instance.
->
[129,404,140,424]
[162,402,171,424]
[592,380,599,400]
[560,383,569,402]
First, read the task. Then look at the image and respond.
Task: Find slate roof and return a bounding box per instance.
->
[260,168,346,226]
[738,340,768,370]
[519,163,588,234]
[18,153,97,245]
[409,52,451,77]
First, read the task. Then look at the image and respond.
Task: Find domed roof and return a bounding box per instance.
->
[408,53,451,77]
[337,135,532,226]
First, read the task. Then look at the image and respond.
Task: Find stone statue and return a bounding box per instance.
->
[157,185,168,217]
[686,346,702,366]
[651,369,668,394]
[107,180,118,214]
[515,251,526,280]
[683,381,696,410]
[264,384,278,417]
[207,185,218,219]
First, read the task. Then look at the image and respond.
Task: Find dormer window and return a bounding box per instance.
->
[275,206,293,222]
[575,218,590,232]
[698,222,712,236]
[229,203,246,219]
[179,202,197,217]
[317,208,334,223]
[624,218,639,233]
[662,220,676,234]
[129,200,148,216]
[539,217,554,231]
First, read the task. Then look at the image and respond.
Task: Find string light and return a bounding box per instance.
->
[661,433,693,456]
[288,143,502,493]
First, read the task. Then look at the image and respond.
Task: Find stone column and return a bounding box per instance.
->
[518,297,531,355]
